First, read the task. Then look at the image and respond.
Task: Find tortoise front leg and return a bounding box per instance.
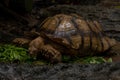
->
[29,37,61,63]
[40,45,62,63]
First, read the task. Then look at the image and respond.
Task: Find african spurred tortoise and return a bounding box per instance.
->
[13,14,120,63]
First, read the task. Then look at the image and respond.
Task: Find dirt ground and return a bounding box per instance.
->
[0,62,119,80]
[0,1,120,80]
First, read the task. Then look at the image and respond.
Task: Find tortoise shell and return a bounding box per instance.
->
[39,14,116,55]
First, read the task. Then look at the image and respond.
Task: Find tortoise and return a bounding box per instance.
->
[13,14,120,63]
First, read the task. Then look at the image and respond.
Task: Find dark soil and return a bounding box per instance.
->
[0,62,120,80]
[0,1,120,80]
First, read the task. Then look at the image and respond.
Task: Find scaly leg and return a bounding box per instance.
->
[40,45,62,63]
[29,37,61,63]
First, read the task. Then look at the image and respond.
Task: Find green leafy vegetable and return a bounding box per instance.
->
[62,55,112,64]
[0,44,32,63]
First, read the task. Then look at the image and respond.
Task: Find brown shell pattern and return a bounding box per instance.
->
[40,14,116,54]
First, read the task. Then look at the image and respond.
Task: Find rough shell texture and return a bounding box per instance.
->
[39,14,116,55]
